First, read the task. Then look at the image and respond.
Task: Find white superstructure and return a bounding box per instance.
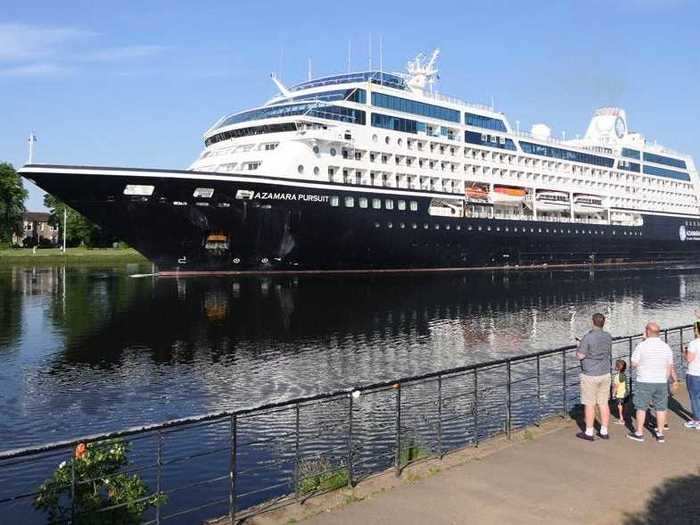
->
[189,51,699,225]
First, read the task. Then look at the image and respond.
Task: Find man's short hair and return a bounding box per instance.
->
[646,322,660,336]
[592,313,605,328]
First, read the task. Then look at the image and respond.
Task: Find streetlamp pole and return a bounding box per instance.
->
[27,132,37,164]
[62,208,67,252]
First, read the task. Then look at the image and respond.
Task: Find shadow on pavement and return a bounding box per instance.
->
[623,471,700,525]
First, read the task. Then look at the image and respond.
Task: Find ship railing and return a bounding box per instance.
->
[1,325,692,524]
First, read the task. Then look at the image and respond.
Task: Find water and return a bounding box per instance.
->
[1,262,698,452]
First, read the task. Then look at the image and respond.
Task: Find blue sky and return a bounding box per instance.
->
[1,0,698,210]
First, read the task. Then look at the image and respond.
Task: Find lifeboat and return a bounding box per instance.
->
[535,191,570,212]
[573,194,605,215]
[465,185,489,201]
[489,186,526,206]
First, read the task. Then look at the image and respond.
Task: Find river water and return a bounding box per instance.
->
[0,262,697,452]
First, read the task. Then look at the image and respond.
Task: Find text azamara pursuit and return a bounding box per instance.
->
[21,50,700,272]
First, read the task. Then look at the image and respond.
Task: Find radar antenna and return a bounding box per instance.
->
[406,49,440,94]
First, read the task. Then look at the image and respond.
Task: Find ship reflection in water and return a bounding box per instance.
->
[0,263,698,450]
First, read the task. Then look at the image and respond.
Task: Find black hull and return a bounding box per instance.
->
[21,165,700,272]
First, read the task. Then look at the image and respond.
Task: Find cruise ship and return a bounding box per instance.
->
[20,50,700,272]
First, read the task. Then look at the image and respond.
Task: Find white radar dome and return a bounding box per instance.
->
[531,124,551,140]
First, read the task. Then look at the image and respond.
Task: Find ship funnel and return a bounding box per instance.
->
[584,107,627,145]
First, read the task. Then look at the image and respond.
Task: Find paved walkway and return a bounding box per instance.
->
[302,388,699,525]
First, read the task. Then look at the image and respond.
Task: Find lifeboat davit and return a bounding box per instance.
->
[489,186,526,206]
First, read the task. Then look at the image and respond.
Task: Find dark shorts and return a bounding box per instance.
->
[634,382,669,411]
[614,397,625,406]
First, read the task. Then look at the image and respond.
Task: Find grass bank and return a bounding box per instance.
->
[0,247,147,263]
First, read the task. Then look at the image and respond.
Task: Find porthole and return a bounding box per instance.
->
[398,138,403,146]
[313,145,320,154]
[387,222,393,229]
[538,228,542,233]
[298,164,304,174]
[261,258,269,264]
[233,258,240,264]
[330,196,340,207]
[374,222,380,228]
[446,225,451,230]
[505,227,509,232]
[400,222,406,229]
[412,223,418,229]
[424,224,429,229]
[313,166,320,175]
[330,148,337,156]
[372,134,378,142]
[468,226,473,231]
[478,226,483,231]
[385,136,390,145]
[435,224,440,230]
[496,227,501,232]
[514,227,518,232]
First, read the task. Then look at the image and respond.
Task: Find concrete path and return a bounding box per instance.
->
[303,389,699,525]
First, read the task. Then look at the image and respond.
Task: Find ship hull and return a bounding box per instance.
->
[20,165,700,273]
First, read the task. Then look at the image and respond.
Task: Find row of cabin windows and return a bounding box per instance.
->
[329,196,419,211]
[369,222,643,236]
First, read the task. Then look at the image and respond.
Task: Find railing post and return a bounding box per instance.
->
[229,415,237,523]
[347,394,354,488]
[156,431,163,525]
[628,337,634,395]
[506,361,512,439]
[664,329,668,343]
[394,384,402,477]
[561,349,567,417]
[536,355,542,424]
[437,376,443,458]
[70,450,76,523]
[473,369,479,447]
[294,403,301,500]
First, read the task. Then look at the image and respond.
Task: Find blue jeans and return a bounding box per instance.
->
[688,374,700,420]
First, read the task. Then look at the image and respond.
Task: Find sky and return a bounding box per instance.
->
[1,0,699,211]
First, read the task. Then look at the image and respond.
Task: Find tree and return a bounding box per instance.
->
[0,162,28,245]
[44,194,118,248]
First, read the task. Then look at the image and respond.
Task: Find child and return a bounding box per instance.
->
[611,359,627,424]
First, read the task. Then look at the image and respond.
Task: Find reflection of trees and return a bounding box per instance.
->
[0,269,23,351]
[48,267,694,370]
[45,264,146,352]
[624,471,700,524]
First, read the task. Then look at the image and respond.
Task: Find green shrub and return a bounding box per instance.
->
[34,439,165,524]
[297,457,349,496]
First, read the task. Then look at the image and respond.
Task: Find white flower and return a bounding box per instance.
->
[58,461,66,469]
[104,479,110,485]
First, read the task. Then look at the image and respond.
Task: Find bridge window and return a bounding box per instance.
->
[465,113,507,132]
[371,92,460,123]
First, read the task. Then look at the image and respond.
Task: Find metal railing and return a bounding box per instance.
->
[0,324,692,524]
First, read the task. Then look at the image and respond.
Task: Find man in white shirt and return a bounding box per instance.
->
[684,321,700,428]
[627,322,674,443]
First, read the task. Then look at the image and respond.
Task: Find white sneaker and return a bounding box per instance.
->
[684,420,700,429]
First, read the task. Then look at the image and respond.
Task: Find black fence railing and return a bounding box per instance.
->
[0,324,693,524]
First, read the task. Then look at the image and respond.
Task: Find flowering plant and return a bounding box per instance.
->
[34,439,165,524]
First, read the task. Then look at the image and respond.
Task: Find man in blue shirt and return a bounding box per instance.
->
[576,313,613,441]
